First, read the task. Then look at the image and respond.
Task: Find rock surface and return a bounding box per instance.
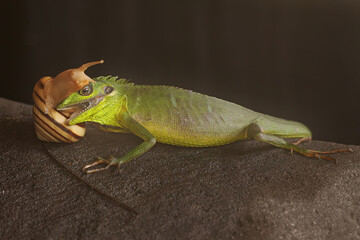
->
[1,97,359,239]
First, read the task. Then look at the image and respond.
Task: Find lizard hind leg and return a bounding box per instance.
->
[246,123,352,162]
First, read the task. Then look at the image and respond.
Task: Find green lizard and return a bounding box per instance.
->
[57,76,351,173]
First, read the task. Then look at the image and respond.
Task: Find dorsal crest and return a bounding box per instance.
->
[94,75,134,85]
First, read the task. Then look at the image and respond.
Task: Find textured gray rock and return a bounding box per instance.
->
[0,97,359,239]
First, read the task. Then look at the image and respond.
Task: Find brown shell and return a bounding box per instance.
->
[33,77,86,143]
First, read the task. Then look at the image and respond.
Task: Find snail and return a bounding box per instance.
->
[32,60,103,143]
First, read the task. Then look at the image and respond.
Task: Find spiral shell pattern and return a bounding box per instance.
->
[32,77,86,143]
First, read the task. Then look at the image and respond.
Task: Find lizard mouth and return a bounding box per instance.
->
[57,94,105,121]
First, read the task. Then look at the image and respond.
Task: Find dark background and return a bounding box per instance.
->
[3,1,359,145]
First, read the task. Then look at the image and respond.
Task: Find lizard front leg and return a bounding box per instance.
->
[83,111,156,174]
[246,123,352,162]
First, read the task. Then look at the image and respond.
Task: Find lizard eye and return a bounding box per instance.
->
[104,86,114,95]
[79,84,93,96]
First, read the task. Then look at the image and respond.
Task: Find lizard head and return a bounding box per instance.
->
[56,79,116,125]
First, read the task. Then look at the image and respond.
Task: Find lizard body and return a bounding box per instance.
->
[57,76,350,173]
[122,84,310,147]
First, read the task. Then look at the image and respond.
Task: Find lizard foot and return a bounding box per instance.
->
[82,155,117,174]
[300,148,353,163]
[293,137,312,145]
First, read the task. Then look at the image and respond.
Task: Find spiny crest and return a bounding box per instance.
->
[93,75,134,85]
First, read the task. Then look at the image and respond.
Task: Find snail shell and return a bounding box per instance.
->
[32,77,86,143]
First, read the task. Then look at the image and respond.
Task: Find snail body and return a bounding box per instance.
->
[33,60,103,143]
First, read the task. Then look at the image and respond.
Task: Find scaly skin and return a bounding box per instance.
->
[121,84,311,146]
[56,76,351,173]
